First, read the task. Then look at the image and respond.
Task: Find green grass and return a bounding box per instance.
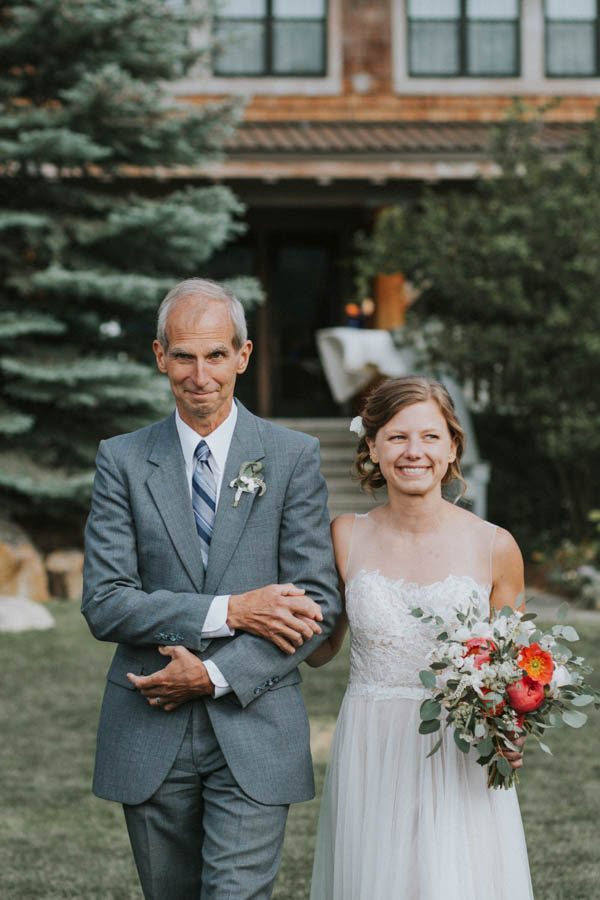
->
[1,605,599,899]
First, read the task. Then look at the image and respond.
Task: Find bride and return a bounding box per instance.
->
[308,376,534,900]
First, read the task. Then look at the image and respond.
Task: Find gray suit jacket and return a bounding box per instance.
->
[82,401,340,806]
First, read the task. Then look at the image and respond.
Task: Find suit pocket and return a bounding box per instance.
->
[106,653,146,690]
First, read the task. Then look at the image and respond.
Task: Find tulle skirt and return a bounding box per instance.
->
[310,691,534,900]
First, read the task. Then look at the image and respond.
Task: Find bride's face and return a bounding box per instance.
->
[367,400,456,498]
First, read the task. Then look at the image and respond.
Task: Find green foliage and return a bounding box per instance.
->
[356,109,600,545]
[0,0,260,545]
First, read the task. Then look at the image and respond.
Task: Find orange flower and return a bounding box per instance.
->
[517,643,554,685]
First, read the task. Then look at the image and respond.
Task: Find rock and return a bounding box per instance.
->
[45,549,84,600]
[0,596,55,632]
[0,539,50,602]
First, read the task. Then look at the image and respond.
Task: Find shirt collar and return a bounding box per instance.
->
[175,402,238,477]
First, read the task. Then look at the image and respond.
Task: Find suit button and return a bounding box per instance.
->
[272,676,279,684]
[253,687,262,696]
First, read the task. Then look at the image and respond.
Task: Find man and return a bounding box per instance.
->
[82,278,340,899]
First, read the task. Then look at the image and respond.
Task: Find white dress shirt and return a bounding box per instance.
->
[175,404,238,697]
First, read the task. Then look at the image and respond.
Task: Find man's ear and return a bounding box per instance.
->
[236,340,253,374]
[153,339,167,373]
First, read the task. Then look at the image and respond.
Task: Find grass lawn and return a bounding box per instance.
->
[1,603,599,899]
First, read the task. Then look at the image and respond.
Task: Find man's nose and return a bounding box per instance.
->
[191,360,209,384]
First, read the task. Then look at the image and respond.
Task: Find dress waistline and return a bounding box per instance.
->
[346,682,428,701]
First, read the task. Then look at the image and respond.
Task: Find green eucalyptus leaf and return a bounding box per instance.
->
[453,731,470,754]
[560,626,580,642]
[419,718,441,735]
[477,736,494,757]
[419,670,437,690]
[520,612,537,622]
[426,737,443,758]
[420,699,442,721]
[562,709,588,728]
[571,694,595,707]
[496,756,512,778]
[538,741,552,755]
[557,602,570,623]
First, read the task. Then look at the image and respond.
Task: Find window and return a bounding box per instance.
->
[545,0,599,76]
[407,0,519,77]
[213,0,327,76]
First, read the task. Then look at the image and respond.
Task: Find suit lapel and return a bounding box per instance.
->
[204,402,265,594]
[146,414,205,593]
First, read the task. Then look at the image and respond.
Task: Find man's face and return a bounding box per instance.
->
[153,296,252,434]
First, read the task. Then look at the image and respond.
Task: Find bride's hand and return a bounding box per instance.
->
[503,734,526,770]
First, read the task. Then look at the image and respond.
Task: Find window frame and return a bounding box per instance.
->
[213,0,329,78]
[406,0,521,79]
[544,0,600,78]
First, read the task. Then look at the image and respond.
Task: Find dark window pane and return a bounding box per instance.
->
[409,21,460,74]
[547,22,595,74]
[214,21,266,74]
[468,22,517,74]
[273,21,325,73]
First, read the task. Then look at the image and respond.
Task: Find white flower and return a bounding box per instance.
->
[349,416,366,438]
[470,621,494,639]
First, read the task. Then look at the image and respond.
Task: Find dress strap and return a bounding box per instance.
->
[344,513,370,583]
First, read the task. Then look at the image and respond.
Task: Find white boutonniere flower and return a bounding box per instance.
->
[229,460,267,508]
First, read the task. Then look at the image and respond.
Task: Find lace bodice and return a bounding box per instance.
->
[346,570,491,700]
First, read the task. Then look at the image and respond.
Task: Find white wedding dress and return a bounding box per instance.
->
[310,511,534,900]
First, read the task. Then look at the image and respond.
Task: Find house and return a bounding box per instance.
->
[173,0,600,418]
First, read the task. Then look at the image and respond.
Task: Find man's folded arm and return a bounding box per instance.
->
[206,439,341,707]
[82,440,223,648]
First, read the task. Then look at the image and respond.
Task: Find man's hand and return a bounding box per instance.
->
[127,646,214,712]
[228,583,323,655]
[504,734,526,770]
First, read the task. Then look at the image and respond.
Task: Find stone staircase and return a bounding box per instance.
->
[272,418,382,519]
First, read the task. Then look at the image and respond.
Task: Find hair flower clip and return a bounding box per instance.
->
[349,416,366,439]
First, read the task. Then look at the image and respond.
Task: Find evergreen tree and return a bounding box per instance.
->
[0,0,261,545]
[356,111,600,544]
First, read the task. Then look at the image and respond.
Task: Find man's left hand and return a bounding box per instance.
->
[127,646,214,712]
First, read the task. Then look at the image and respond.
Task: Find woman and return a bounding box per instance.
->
[309,376,533,900]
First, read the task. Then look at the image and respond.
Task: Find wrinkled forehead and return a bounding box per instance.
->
[166,295,236,345]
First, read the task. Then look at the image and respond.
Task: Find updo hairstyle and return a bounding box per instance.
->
[354,376,466,495]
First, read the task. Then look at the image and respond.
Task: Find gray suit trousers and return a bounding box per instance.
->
[123,699,289,900]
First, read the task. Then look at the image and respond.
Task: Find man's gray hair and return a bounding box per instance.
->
[156,278,248,350]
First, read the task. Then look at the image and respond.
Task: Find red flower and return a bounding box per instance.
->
[464,637,497,669]
[506,676,545,713]
[517,643,554,685]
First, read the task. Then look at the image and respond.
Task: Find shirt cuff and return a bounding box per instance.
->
[202,595,235,638]
[204,660,232,698]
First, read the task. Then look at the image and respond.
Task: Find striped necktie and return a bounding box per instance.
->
[192,440,217,567]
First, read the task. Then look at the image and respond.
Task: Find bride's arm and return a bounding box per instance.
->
[489,526,527,768]
[305,515,353,667]
[489,527,525,612]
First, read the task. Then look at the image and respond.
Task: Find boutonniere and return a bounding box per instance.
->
[229,460,267,508]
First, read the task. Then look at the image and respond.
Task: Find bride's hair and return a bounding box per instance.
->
[354,376,467,495]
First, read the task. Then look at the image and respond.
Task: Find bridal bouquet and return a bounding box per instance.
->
[411,597,599,789]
